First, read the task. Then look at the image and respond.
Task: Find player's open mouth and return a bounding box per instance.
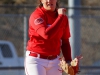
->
[47,4,53,6]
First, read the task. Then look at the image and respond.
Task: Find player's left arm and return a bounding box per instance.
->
[60,16,83,74]
[61,16,72,62]
[61,38,72,62]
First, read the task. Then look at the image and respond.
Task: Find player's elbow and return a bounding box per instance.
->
[43,36,48,40]
[42,35,52,40]
[41,34,49,40]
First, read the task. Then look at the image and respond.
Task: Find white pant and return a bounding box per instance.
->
[24,51,62,75]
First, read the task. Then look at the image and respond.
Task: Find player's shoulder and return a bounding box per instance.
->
[64,15,68,19]
[31,7,45,18]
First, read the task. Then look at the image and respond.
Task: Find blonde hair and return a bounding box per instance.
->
[37,0,59,8]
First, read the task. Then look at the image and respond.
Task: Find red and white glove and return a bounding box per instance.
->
[59,55,83,75]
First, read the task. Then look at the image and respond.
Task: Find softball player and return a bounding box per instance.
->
[25,0,72,75]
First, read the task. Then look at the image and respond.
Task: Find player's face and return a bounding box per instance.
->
[41,0,57,11]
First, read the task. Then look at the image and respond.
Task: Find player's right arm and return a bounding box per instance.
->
[29,8,66,40]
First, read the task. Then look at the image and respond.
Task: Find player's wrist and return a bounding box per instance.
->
[66,61,71,66]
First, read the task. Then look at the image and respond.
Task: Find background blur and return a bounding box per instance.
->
[0,0,100,75]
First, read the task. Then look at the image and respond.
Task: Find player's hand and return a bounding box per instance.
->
[71,58,78,66]
[59,57,75,75]
[71,58,79,74]
[71,55,83,74]
[58,8,66,15]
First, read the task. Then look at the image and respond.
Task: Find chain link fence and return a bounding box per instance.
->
[0,5,100,75]
[0,14,28,57]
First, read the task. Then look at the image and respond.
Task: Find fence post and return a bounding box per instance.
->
[68,0,81,59]
[23,15,28,57]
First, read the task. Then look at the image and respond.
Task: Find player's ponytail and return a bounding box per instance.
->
[37,0,42,7]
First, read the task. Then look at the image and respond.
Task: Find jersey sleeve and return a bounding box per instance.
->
[29,12,46,31]
[61,16,71,39]
[29,11,65,39]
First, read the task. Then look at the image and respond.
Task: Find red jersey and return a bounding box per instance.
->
[26,7,72,61]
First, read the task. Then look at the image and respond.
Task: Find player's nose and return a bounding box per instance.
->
[47,0,52,2]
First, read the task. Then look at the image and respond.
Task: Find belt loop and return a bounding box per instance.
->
[26,51,30,56]
[30,51,40,58]
[57,55,59,58]
[57,55,59,59]
[37,53,40,58]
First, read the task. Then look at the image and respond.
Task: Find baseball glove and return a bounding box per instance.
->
[59,55,83,75]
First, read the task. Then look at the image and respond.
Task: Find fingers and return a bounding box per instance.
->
[76,54,83,60]
[57,8,66,15]
[59,57,77,74]
[71,59,78,66]
[60,58,66,65]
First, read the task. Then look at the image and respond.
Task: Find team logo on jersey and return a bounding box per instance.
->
[34,18,44,25]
